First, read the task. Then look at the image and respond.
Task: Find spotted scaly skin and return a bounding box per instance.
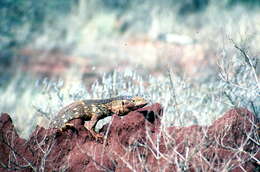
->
[50,96,148,139]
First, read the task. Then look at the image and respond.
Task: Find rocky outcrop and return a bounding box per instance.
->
[0,105,259,172]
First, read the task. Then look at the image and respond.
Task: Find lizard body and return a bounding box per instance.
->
[50,96,148,139]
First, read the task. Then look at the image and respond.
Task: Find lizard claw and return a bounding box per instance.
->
[93,133,104,143]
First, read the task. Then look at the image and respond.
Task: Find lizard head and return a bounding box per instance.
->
[111,96,148,115]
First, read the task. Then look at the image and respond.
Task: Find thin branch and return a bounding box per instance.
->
[0,133,36,171]
[230,39,260,91]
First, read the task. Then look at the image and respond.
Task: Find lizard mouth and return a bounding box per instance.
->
[134,101,148,109]
[131,97,148,109]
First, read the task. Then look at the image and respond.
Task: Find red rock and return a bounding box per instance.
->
[0,107,258,171]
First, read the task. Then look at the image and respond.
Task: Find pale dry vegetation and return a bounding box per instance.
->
[0,1,259,170]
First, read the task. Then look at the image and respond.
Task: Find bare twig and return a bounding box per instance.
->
[230,39,260,91]
[0,132,36,171]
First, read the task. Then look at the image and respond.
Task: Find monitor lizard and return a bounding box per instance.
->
[49,96,148,140]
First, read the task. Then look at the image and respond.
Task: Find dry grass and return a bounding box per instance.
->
[0,0,259,139]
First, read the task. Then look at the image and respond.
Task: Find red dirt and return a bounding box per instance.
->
[0,105,259,172]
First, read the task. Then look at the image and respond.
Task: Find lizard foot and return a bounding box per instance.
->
[93,133,104,143]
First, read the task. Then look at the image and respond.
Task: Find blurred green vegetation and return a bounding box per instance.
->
[1,0,259,43]
[0,0,259,138]
[0,0,75,82]
[0,0,74,45]
[228,0,260,7]
[0,0,259,71]
[0,0,259,49]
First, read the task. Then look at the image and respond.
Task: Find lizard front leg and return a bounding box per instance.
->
[84,114,103,140]
[58,122,76,133]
